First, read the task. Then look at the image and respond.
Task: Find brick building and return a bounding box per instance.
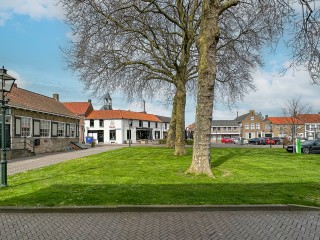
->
[7,85,79,155]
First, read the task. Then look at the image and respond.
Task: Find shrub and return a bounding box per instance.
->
[91,141,96,148]
[185,139,194,145]
[158,139,167,144]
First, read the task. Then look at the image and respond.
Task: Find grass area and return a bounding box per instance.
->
[1,147,320,207]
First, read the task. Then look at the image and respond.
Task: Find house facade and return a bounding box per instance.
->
[211,120,241,142]
[6,85,80,154]
[266,117,305,139]
[85,110,169,144]
[235,110,266,139]
[299,114,320,140]
[63,100,94,143]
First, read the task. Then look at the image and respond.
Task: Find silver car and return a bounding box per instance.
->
[234,137,248,144]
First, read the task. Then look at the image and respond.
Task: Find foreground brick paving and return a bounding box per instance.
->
[0,211,319,239]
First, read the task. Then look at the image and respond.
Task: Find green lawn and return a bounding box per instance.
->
[1,147,320,207]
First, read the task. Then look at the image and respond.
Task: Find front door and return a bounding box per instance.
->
[98,130,104,143]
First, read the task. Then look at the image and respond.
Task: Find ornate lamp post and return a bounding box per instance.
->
[128,119,133,147]
[0,67,16,187]
[269,123,273,148]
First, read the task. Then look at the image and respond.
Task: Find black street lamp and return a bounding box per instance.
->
[128,119,133,147]
[269,123,273,148]
[0,67,15,187]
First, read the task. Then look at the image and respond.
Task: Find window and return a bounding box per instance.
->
[155,131,160,139]
[21,117,31,137]
[256,123,260,130]
[51,122,58,137]
[70,124,76,137]
[245,124,249,129]
[155,122,158,128]
[127,130,131,140]
[110,130,116,140]
[217,127,221,131]
[234,127,237,130]
[148,121,150,128]
[251,123,255,130]
[99,120,104,127]
[90,120,94,127]
[165,123,167,130]
[33,120,40,137]
[15,117,21,136]
[58,122,65,137]
[251,116,254,121]
[139,120,143,127]
[40,120,50,137]
[66,124,70,137]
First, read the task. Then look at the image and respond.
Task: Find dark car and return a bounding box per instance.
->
[286,139,320,154]
[249,138,266,145]
[272,137,283,145]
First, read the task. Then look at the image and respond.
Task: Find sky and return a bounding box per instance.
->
[0,1,319,126]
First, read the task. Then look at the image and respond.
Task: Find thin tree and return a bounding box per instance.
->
[282,97,311,143]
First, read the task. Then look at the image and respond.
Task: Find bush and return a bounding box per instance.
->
[158,139,167,144]
[185,139,194,145]
[91,141,96,148]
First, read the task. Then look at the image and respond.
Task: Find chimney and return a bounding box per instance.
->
[265,115,268,120]
[249,110,255,115]
[88,99,91,103]
[53,94,59,101]
[142,100,146,113]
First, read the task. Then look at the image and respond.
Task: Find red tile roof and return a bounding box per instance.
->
[267,117,304,125]
[298,114,320,123]
[86,110,162,122]
[63,102,93,116]
[8,86,76,118]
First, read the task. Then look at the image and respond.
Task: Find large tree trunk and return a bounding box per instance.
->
[166,93,177,148]
[186,1,220,177]
[174,80,186,155]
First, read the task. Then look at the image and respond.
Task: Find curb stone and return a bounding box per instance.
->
[0,204,319,213]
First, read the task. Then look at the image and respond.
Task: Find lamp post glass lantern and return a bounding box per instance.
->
[269,123,273,148]
[0,67,16,187]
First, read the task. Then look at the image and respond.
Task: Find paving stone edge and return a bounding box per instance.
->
[0,204,319,213]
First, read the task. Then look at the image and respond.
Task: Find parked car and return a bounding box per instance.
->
[272,137,283,145]
[233,137,248,144]
[221,137,234,143]
[249,138,266,145]
[265,137,275,145]
[286,139,320,154]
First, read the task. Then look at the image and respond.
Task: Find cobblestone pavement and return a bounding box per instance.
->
[0,210,320,239]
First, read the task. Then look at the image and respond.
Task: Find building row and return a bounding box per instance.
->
[187,110,320,141]
[5,84,170,158]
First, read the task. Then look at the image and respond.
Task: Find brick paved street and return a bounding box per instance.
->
[0,210,320,239]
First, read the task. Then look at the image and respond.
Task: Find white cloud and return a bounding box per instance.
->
[0,0,64,26]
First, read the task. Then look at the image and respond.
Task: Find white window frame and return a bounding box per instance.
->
[245,124,249,129]
[21,117,32,137]
[250,123,255,130]
[58,122,65,137]
[256,123,260,130]
[70,124,76,138]
[40,120,51,137]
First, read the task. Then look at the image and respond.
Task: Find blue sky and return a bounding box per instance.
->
[0,1,319,126]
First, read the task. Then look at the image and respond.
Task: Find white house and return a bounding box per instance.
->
[84,110,170,144]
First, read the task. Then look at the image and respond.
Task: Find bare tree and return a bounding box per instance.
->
[60,0,201,155]
[282,96,311,142]
[60,0,255,156]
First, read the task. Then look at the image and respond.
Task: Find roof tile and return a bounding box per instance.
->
[86,110,162,122]
[8,86,76,118]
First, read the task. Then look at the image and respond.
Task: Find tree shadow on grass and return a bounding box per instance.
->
[1,182,319,207]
